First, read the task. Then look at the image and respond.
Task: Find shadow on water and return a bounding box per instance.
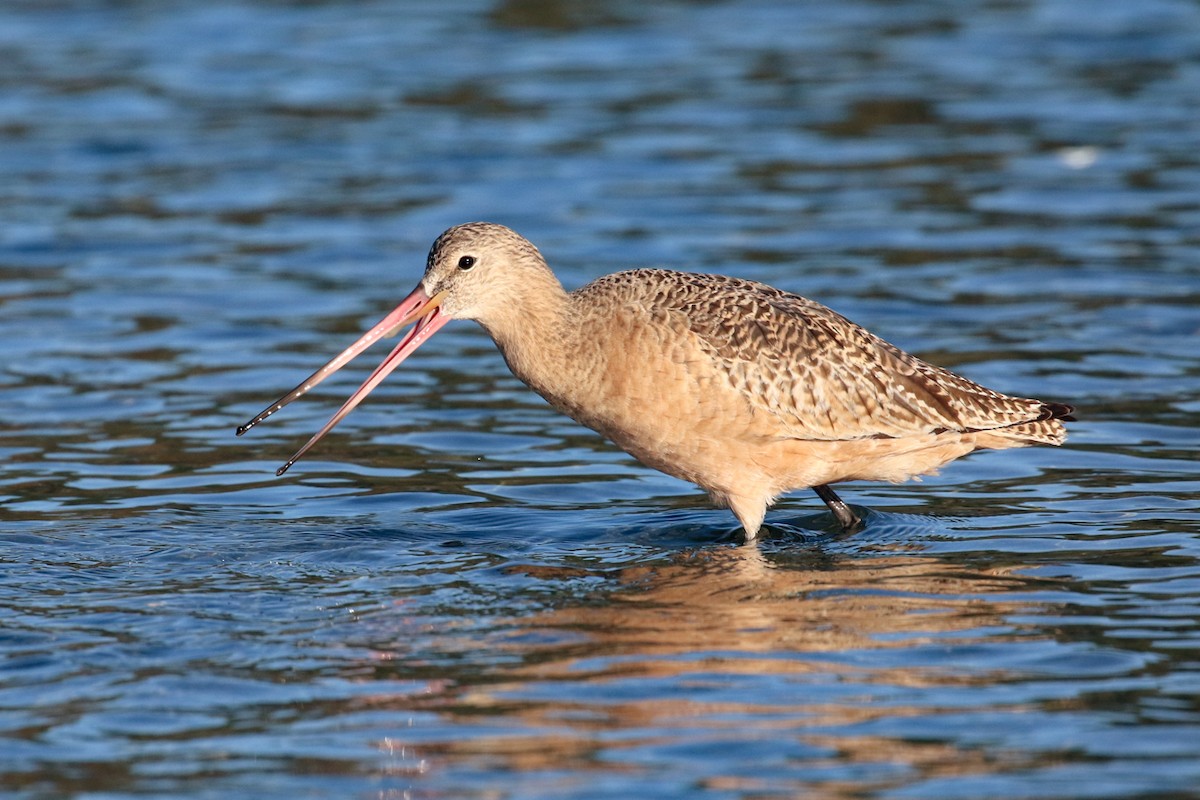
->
[334,531,1085,796]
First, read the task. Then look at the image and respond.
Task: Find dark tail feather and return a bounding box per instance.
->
[1041,402,1076,422]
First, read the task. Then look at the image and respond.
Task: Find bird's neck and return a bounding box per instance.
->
[476,276,581,401]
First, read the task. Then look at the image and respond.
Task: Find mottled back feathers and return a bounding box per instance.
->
[574,269,1070,445]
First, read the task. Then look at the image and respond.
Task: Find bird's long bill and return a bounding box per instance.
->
[236,285,450,476]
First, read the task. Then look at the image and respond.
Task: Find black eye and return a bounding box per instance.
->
[457,255,476,271]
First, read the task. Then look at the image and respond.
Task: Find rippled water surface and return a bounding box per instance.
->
[3,0,1199,797]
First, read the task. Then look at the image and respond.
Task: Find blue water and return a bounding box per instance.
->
[3,1,1199,797]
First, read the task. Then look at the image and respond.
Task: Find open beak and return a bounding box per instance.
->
[237,284,451,476]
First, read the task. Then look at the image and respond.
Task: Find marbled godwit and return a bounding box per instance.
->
[238,222,1074,539]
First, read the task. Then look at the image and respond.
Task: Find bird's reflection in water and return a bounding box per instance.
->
[369,513,1061,792]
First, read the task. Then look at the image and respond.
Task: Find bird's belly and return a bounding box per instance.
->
[548,383,984,500]
[541,367,783,497]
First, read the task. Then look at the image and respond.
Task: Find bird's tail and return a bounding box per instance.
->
[975,402,1075,448]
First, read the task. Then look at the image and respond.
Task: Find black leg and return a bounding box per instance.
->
[813,484,862,531]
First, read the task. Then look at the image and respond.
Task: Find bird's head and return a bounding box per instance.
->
[235,222,558,475]
[419,222,555,323]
